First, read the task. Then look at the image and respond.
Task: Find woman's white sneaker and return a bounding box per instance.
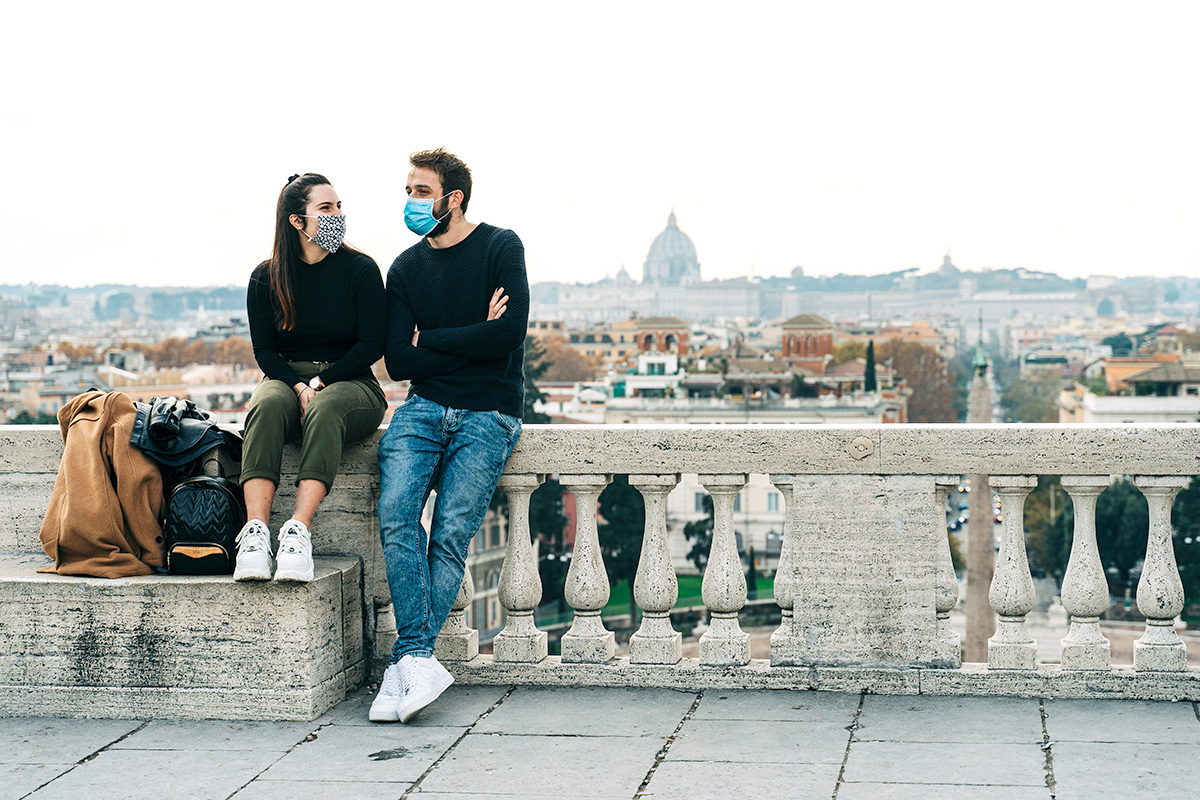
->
[274,519,314,582]
[233,519,274,581]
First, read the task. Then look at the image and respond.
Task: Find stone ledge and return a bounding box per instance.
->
[0,553,364,721]
[447,656,1200,701]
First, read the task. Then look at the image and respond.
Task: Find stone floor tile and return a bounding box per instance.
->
[1044,699,1200,744]
[24,748,282,800]
[645,759,842,799]
[857,695,1043,743]
[842,741,1046,786]
[255,724,462,784]
[1051,742,1198,800]
[0,764,75,800]
[838,783,1049,800]
[231,779,411,799]
[110,719,317,751]
[0,718,144,765]
[472,686,696,737]
[319,685,510,728]
[666,718,852,764]
[418,732,662,797]
[691,688,860,722]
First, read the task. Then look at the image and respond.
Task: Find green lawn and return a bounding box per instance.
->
[602,575,775,616]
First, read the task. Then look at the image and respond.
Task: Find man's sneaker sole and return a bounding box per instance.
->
[369,702,401,723]
[397,669,454,723]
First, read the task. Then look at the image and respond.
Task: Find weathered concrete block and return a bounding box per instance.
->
[0,473,58,553]
[1134,640,1188,672]
[778,475,939,667]
[0,553,363,720]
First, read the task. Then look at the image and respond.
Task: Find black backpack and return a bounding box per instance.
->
[163,463,246,575]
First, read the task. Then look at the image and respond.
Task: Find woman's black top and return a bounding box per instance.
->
[247,248,386,390]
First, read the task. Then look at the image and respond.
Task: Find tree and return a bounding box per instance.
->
[1101,333,1134,358]
[1172,476,1200,604]
[876,339,956,422]
[746,546,759,595]
[1023,476,1073,581]
[540,336,598,382]
[213,336,255,367]
[683,494,714,573]
[998,369,1063,423]
[1095,479,1149,595]
[834,340,866,365]
[597,475,646,620]
[864,341,877,392]
[57,342,98,364]
[522,335,551,423]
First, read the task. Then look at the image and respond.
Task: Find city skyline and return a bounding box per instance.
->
[4,2,1199,289]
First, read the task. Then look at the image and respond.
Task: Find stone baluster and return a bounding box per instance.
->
[768,474,799,664]
[559,474,614,663]
[933,475,962,667]
[1133,476,1190,672]
[434,563,477,661]
[698,474,750,666]
[629,474,682,664]
[493,473,547,663]
[1058,476,1112,670]
[987,475,1038,669]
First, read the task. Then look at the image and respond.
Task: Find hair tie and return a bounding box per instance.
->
[285,173,300,185]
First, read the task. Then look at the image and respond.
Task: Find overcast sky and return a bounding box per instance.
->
[4,1,1197,289]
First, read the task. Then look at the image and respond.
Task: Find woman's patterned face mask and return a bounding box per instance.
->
[301,214,346,253]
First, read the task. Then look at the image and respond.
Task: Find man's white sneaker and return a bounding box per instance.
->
[274,519,314,582]
[396,655,454,723]
[233,519,273,581]
[369,660,407,723]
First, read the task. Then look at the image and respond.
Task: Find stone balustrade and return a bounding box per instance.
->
[3,423,1200,714]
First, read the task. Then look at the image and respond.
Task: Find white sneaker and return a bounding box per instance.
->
[368,661,405,723]
[233,519,273,581]
[396,655,454,723]
[274,519,314,582]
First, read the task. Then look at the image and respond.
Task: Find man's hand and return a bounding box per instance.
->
[487,287,508,321]
[412,329,420,346]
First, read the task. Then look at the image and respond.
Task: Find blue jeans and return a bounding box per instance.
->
[377,395,522,662]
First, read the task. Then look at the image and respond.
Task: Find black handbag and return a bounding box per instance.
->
[163,471,246,575]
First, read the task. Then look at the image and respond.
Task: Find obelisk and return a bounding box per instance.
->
[965,317,997,661]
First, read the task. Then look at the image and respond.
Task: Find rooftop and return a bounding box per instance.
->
[7,686,1197,798]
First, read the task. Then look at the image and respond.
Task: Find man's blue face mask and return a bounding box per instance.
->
[404,192,453,236]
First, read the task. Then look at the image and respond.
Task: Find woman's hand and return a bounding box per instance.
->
[487,287,508,321]
[298,386,315,421]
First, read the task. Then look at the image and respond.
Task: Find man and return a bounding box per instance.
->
[371,148,528,723]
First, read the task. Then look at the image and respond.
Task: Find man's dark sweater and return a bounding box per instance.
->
[247,248,386,389]
[384,223,528,418]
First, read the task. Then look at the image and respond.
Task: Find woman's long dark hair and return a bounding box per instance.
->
[266,173,365,330]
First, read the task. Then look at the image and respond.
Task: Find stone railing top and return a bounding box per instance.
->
[4,422,1199,477]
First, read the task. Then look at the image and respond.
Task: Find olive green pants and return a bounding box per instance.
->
[240,361,386,490]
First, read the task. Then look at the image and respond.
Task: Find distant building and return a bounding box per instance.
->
[643,211,701,285]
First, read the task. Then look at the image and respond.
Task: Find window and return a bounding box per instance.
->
[734,493,742,512]
[694,492,707,512]
[648,362,665,375]
[490,521,501,548]
[767,493,780,513]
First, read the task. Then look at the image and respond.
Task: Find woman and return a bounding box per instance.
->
[238,173,387,582]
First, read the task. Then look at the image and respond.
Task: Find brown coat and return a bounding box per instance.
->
[39,391,165,578]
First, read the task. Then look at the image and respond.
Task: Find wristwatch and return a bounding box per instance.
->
[309,376,324,392]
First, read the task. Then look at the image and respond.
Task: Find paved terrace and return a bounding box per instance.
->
[6,687,1200,799]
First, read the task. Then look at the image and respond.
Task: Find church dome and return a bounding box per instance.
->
[643,211,701,285]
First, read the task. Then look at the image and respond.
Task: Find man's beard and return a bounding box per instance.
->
[427,197,453,239]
